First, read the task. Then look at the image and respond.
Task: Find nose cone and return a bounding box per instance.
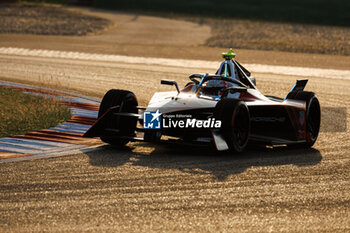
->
[146,92,216,114]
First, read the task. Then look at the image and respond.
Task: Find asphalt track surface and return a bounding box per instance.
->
[0,8,350,232]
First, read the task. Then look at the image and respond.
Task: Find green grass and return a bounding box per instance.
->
[0,86,71,138]
[0,2,110,36]
[94,0,350,27]
[93,0,350,55]
[17,0,68,4]
[13,1,350,55]
[19,0,350,27]
[197,18,350,56]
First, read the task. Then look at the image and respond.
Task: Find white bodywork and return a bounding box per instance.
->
[145,91,229,151]
[146,91,217,113]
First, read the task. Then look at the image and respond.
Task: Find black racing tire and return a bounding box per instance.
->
[289,91,321,148]
[98,89,138,146]
[214,98,250,152]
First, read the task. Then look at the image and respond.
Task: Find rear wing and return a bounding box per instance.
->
[284,79,308,100]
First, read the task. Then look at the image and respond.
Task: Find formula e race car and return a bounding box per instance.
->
[84,49,321,152]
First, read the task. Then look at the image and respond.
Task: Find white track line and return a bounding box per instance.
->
[70,108,99,118]
[49,123,91,134]
[0,47,350,80]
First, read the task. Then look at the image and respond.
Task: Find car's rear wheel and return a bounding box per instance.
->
[98,89,138,146]
[289,91,321,148]
[214,99,250,152]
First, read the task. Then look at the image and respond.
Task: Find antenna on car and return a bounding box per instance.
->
[222,48,236,60]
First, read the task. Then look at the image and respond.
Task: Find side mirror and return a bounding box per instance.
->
[161,79,180,93]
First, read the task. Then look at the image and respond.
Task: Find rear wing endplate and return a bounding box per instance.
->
[284,79,308,100]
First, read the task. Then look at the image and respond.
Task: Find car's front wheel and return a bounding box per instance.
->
[98,89,138,146]
[214,99,250,152]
